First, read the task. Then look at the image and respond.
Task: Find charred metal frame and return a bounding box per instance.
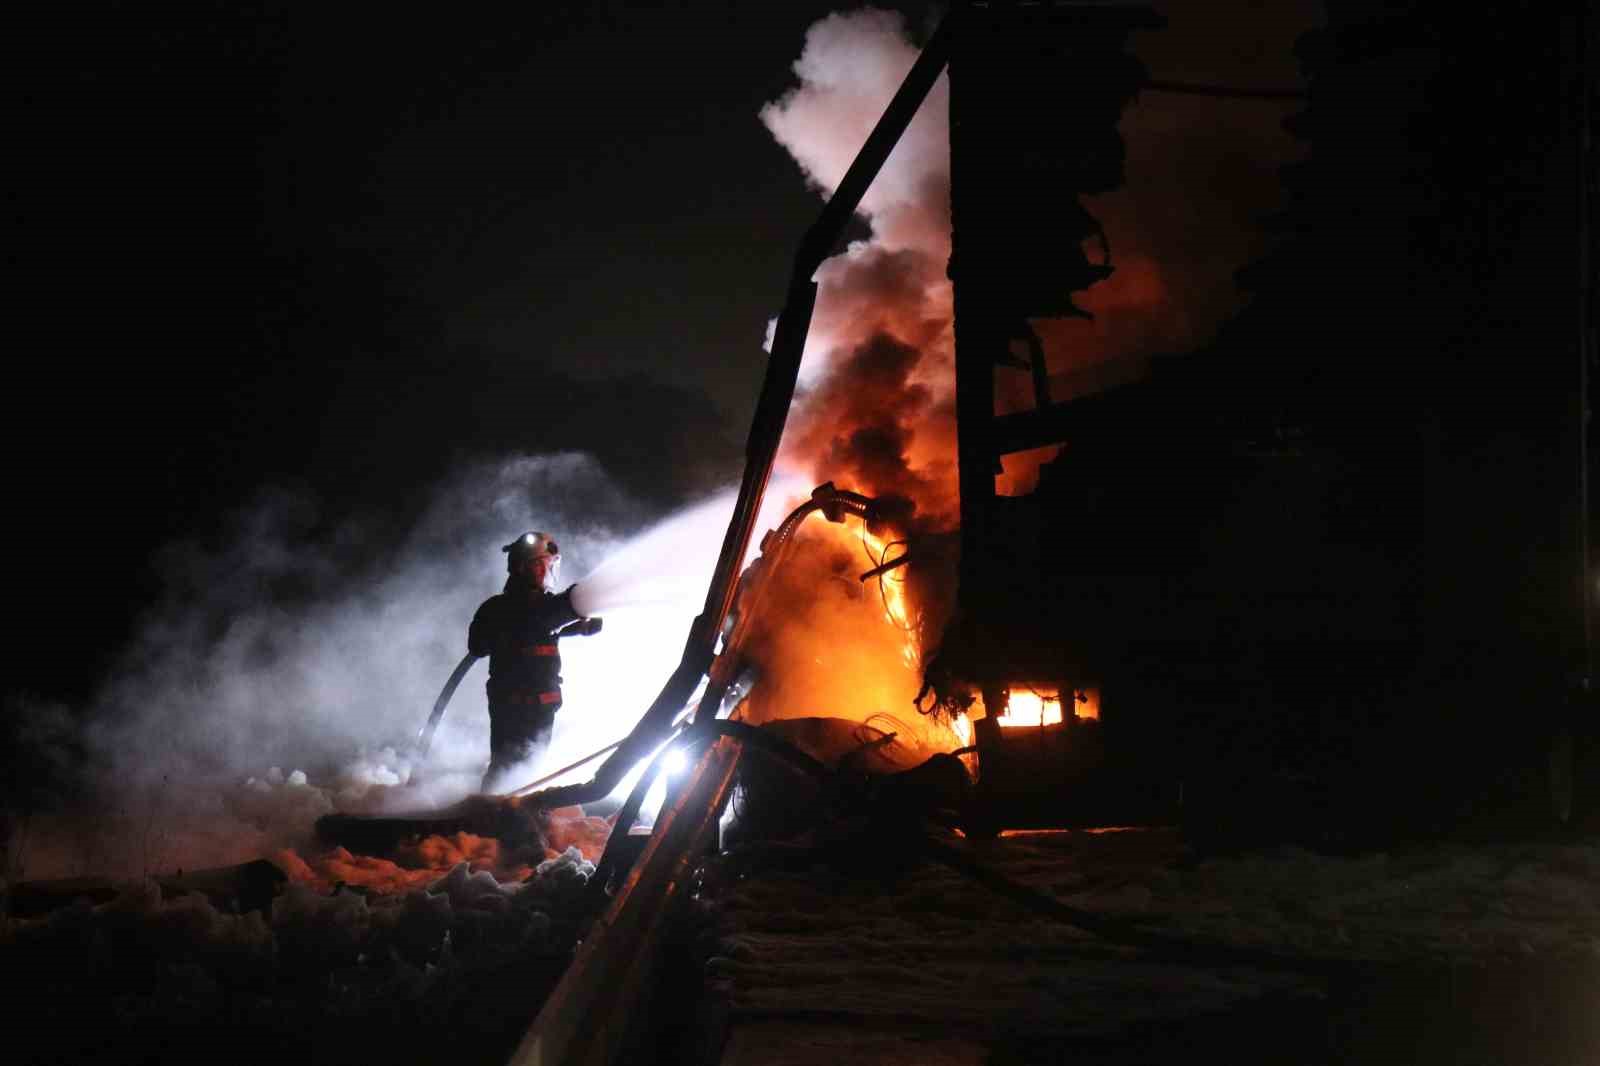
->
[947,1,1161,764]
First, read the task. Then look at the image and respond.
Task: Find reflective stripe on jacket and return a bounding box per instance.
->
[468,583,581,705]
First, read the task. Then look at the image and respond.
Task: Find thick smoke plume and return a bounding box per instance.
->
[763,8,959,526]
[734,5,1308,739]
[763,6,1307,504]
[3,3,1310,890]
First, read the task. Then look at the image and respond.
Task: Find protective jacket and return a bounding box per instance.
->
[468,581,584,712]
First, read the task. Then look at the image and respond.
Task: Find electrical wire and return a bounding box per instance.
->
[861,713,910,745]
[855,520,919,635]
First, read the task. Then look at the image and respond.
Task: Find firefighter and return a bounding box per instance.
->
[468,532,603,793]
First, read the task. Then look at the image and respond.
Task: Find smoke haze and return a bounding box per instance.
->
[3,2,1316,887]
[5,454,742,882]
[763,8,960,527]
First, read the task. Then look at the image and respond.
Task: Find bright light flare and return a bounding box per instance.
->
[661,746,689,778]
[633,740,697,824]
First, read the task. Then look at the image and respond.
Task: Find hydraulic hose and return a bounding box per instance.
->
[765,485,875,553]
[699,485,880,723]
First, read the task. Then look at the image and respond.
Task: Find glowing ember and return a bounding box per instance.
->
[737,515,966,755]
[541,805,613,862]
[273,805,612,895]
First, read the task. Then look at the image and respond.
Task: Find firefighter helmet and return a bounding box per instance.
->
[503,531,561,586]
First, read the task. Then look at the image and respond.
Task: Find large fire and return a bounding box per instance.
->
[765,9,1301,519]
[733,515,963,754]
[970,686,1102,729]
[43,9,1299,901]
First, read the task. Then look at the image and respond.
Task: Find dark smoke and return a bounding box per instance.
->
[763,5,1316,508]
[787,332,954,527]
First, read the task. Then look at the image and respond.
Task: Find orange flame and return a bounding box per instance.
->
[860,526,919,670]
[972,686,1101,729]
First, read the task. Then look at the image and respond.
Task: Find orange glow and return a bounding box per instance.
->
[737,517,966,755]
[271,805,616,895]
[542,805,613,862]
[995,444,1064,497]
[997,689,1063,727]
[860,525,920,669]
[985,685,1099,728]
[274,842,496,895]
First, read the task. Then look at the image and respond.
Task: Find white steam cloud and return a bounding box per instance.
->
[760,7,955,401]
[759,9,963,525]
[760,5,1306,505]
[761,8,952,258]
[6,453,777,882]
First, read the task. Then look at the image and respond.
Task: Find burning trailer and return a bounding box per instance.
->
[313,1,1169,869]
[903,0,1596,849]
[8,4,1595,1065]
[320,0,1596,893]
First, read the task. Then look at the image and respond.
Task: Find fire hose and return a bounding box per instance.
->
[413,653,479,759]
[699,483,880,713]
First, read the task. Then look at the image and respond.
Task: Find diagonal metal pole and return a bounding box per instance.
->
[525,15,955,809]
